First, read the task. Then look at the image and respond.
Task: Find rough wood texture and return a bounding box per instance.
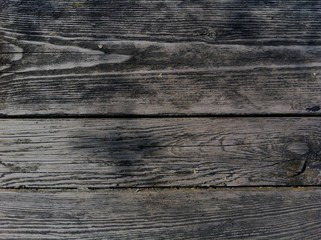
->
[1,41,321,114]
[1,1,321,115]
[2,1,321,239]
[0,118,321,188]
[0,188,321,239]
[1,0,321,45]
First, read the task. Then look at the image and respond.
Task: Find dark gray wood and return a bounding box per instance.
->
[1,0,321,45]
[1,0,321,115]
[2,1,321,238]
[1,40,321,114]
[1,118,321,188]
[0,188,321,239]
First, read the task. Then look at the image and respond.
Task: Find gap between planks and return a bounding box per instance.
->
[1,113,321,118]
[0,186,320,191]
[0,185,320,192]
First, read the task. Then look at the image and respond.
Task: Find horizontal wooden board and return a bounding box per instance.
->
[1,0,321,45]
[0,118,321,188]
[1,40,321,114]
[0,188,321,239]
[1,0,321,115]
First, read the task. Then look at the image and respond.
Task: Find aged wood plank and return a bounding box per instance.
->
[0,118,321,188]
[0,188,321,239]
[1,0,321,115]
[1,0,321,45]
[1,40,321,114]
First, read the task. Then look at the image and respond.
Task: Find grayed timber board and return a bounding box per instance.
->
[1,1,321,115]
[0,188,320,239]
[0,118,321,188]
[1,42,321,114]
[1,0,321,45]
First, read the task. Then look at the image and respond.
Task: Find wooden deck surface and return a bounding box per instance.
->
[1,0,321,239]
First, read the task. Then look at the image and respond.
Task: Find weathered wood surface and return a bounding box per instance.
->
[1,188,321,239]
[1,1,321,115]
[1,0,321,45]
[1,118,321,188]
[1,41,321,115]
[2,1,321,239]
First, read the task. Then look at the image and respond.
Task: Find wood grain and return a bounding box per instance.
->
[1,40,321,114]
[0,118,321,188]
[2,1,321,238]
[1,0,321,45]
[0,188,321,239]
[1,0,321,115]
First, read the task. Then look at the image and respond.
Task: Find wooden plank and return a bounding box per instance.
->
[1,40,321,114]
[0,118,321,188]
[0,188,321,239]
[1,0,321,45]
[1,0,321,115]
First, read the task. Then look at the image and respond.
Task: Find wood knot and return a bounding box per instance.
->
[306,106,320,112]
[287,142,309,155]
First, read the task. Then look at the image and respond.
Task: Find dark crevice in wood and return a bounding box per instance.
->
[292,160,308,177]
[0,186,321,191]
[0,113,321,119]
